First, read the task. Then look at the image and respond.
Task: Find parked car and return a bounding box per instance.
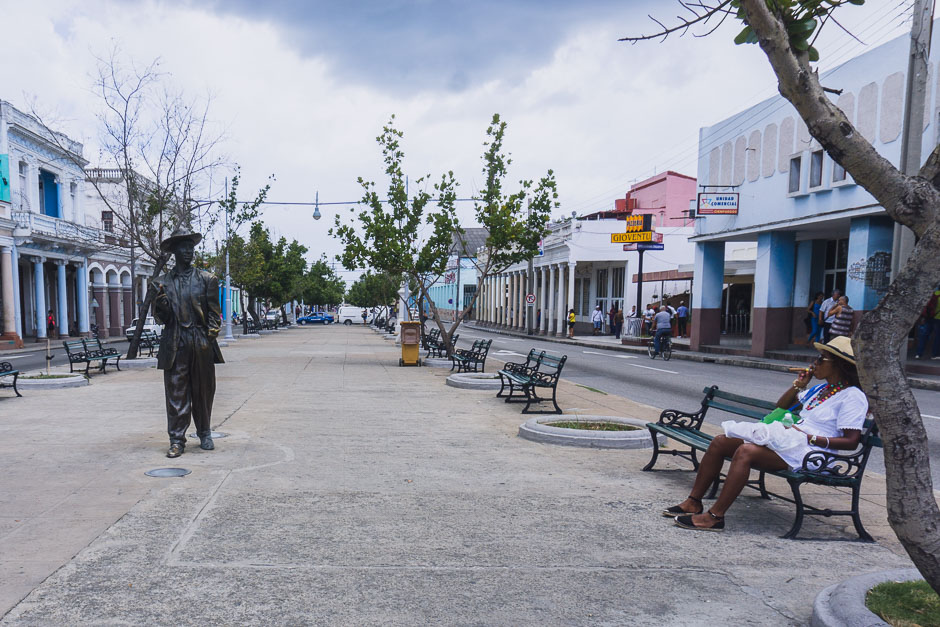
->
[264,310,282,322]
[298,312,334,325]
[124,316,163,340]
[337,305,371,325]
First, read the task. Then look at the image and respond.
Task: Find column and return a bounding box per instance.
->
[72,180,84,225]
[0,246,23,347]
[557,264,567,333]
[751,232,796,356]
[108,275,122,337]
[27,159,39,214]
[847,216,895,313]
[33,257,47,339]
[691,242,726,351]
[566,261,583,328]
[122,279,133,328]
[539,266,548,334]
[11,245,21,337]
[496,274,503,326]
[55,261,68,338]
[77,261,89,335]
[547,265,556,335]
[93,279,108,338]
[511,272,518,328]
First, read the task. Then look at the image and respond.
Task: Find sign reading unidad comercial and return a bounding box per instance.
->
[697,192,739,215]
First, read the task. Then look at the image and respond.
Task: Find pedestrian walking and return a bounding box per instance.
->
[614,308,624,339]
[46,310,56,338]
[643,304,656,336]
[819,289,841,343]
[567,309,576,338]
[608,304,617,335]
[591,306,604,335]
[914,287,940,359]
[829,296,854,338]
[676,301,689,338]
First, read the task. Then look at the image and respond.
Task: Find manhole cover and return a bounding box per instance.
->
[145,468,192,478]
[187,431,228,439]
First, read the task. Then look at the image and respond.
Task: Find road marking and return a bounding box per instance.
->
[494,350,525,357]
[628,363,678,374]
[583,350,637,360]
[924,414,940,420]
[1,355,29,360]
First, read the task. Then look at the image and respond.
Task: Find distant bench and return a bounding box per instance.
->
[643,385,882,541]
[451,338,492,373]
[137,330,160,357]
[63,338,122,376]
[0,361,20,397]
[497,349,567,414]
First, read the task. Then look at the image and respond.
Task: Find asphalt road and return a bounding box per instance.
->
[452,326,940,485]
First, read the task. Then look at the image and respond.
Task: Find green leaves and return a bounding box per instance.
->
[732,0,864,64]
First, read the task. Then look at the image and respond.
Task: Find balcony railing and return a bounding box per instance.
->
[12,210,103,243]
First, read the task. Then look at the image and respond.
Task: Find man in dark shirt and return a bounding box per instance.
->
[152,227,224,458]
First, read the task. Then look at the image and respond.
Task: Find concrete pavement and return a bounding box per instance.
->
[0,326,919,625]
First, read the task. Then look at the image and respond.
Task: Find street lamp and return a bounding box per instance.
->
[312,191,321,221]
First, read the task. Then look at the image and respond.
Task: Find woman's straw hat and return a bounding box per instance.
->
[813,336,856,365]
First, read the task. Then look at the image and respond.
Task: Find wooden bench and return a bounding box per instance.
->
[451,338,492,373]
[497,349,567,414]
[137,330,161,357]
[63,339,122,376]
[0,361,21,397]
[425,332,458,358]
[643,385,882,541]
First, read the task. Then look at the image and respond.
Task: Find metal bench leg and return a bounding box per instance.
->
[642,428,661,471]
[497,374,508,398]
[115,357,121,371]
[690,447,700,471]
[85,361,92,377]
[521,386,535,414]
[549,385,562,414]
[12,373,21,397]
[781,479,806,539]
[850,483,875,542]
[758,471,770,499]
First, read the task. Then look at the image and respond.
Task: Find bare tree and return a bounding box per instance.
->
[623,0,940,592]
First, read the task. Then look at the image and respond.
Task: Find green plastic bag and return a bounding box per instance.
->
[761,407,793,424]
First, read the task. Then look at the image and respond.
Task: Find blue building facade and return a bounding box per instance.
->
[691,28,926,356]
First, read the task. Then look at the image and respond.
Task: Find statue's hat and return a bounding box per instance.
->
[160,226,202,253]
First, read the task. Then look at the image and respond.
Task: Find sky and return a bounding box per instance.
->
[1,0,913,282]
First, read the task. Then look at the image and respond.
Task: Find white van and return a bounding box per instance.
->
[337,306,370,325]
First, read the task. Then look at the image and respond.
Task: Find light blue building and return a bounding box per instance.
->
[691,27,925,357]
[425,228,487,321]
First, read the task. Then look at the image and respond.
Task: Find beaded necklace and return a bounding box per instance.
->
[804,382,846,410]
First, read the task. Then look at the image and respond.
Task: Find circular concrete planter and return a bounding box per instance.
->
[121,357,158,369]
[383,334,397,340]
[446,372,501,390]
[17,373,88,389]
[258,330,273,335]
[518,415,662,449]
[424,357,452,368]
[238,333,261,339]
[812,568,923,627]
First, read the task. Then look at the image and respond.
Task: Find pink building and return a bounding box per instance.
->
[584,170,697,226]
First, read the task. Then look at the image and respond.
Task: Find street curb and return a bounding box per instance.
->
[518,415,662,449]
[811,568,922,627]
[446,372,502,390]
[465,324,940,392]
[16,374,88,389]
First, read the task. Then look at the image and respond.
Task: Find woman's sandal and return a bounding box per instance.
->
[661,495,703,518]
[674,509,725,532]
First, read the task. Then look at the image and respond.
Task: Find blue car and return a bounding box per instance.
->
[298,312,334,325]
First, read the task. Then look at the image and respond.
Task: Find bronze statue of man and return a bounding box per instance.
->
[152,227,224,458]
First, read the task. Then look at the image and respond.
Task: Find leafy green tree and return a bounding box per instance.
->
[331,116,459,341]
[300,258,346,311]
[347,271,401,320]
[626,0,940,591]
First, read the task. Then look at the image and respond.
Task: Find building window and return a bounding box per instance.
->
[574,278,581,315]
[101,210,113,232]
[809,150,824,188]
[788,155,802,193]
[824,238,848,294]
[832,161,846,183]
[596,268,608,298]
[581,279,591,316]
[18,162,26,208]
[611,267,624,299]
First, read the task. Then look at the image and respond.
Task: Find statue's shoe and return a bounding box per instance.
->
[166,443,185,458]
[199,437,214,451]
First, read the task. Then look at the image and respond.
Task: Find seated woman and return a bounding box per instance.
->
[665,336,868,531]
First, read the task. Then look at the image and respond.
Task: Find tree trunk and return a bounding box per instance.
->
[743,0,940,592]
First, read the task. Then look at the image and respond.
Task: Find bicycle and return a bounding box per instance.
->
[647,333,673,361]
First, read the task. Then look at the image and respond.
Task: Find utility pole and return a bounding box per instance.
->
[894,0,935,280]
[223,177,235,341]
[526,198,534,335]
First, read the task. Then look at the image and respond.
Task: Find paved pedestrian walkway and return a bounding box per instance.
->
[0,326,918,625]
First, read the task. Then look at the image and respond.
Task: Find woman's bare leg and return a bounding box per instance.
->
[687,443,788,527]
[671,435,743,513]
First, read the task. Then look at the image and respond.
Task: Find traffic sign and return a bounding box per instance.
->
[623,243,664,251]
[525,293,536,305]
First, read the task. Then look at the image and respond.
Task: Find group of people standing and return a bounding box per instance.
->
[806,288,853,344]
[577,300,689,341]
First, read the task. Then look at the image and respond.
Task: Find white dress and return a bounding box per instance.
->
[722,386,868,470]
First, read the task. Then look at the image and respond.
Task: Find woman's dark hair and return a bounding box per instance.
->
[833,357,860,388]
[814,291,824,299]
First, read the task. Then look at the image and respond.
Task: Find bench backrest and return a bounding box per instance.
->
[63,340,85,356]
[428,328,441,340]
[0,361,14,374]
[538,352,567,375]
[701,386,779,422]
[472,339,491,353]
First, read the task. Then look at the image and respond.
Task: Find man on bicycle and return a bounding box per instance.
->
[652,306,673,356]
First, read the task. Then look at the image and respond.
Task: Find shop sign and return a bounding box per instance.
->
[697,192,739,215]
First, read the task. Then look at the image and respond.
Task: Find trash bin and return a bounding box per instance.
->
[399,321,422,367]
